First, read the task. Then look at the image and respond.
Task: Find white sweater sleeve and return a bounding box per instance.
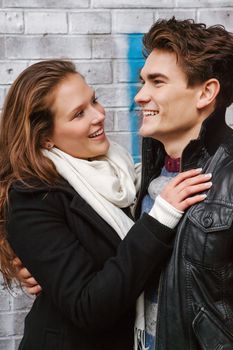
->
[149,195,184,229]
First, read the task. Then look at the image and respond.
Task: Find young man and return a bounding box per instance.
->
[134,17,233,350]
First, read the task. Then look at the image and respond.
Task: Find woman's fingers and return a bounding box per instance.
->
[179,193,207,211]
[176,173,212,192]
[169,168,203,187]
[178,181,212,201]
[163,181,212,211]
[161,168,213,212]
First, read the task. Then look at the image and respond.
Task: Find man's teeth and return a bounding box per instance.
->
[89,128,104,138]
[143,111,159,117]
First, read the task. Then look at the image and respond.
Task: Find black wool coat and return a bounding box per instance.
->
[6,179,175,350]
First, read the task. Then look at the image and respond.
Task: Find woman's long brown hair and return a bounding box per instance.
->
[0,59,77,287]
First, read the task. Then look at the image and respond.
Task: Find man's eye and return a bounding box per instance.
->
[154,80,164,85]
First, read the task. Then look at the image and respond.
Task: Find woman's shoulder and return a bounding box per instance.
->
[11,177,74,195]
[9,178,77,209]
[7,178,79,222]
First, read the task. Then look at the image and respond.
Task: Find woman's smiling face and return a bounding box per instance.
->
[47,73,109,159]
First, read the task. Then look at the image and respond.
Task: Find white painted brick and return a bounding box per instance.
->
[107,132,132,153]
[113,59,144,83]
[0,37,5,59]
[0,290,11,311]
[0,313,14,336]
[93,36,127,59]
[104,110,114,131]
[95,85,130,107]
[3,0,89,8]
[0,11,23,33]
[0,61,27,84]
[14,337,23,349]
[0,87,6,108]
[25,11,67,34]
[0,338,14,350]
[226,104,233,127]
[0,274,4,287]
[12,291,34,310]
[177,0,233,7]
[93,0,175,8]
[112,10,153,33]
[115,110,140,132]
[198,9,233,31]
[93,35,144,59]
[6,36,91,59]
[75,60,112,84]
[156,9,196,21]
[113,61,129,82]
[13,311,28,335]
[69,11,110,34]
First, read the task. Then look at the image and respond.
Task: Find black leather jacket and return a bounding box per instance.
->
[135,107,233,350]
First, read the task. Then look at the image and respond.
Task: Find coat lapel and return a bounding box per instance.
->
[70,194,121,248]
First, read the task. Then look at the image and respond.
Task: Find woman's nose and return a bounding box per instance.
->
[91,108,105,124]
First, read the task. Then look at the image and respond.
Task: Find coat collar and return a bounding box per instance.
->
[181,107,233,170]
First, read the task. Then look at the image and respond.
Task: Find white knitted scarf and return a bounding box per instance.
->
[43,142,146,349]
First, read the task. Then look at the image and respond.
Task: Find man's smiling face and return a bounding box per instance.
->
[135,48,203,144]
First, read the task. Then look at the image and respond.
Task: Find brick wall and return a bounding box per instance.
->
[0,1,233,348]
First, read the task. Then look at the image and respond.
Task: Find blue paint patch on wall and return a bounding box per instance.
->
[127,34,145,162]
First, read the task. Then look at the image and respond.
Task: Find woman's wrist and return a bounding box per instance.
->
[149,194,184,229]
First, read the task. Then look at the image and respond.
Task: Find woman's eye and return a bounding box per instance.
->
[74,111,84,119]
[92,97,98,104]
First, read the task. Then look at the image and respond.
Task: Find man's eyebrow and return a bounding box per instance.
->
[139,73,168,81]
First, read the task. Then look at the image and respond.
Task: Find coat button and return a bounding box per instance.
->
[202,214,213,228]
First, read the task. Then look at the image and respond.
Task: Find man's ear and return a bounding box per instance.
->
[196,79,220,109]
[42,138,54,150]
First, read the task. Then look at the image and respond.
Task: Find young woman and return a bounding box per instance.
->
[0,60,212,350]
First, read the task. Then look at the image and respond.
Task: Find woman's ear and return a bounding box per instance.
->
[196,79,220,109]
[42,138,54,150]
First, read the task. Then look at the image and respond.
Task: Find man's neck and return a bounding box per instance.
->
[162,123,203,158]
[163,108,214,158]
[164,137,193,158]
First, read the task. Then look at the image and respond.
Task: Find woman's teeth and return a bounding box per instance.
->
[89,128,104,138]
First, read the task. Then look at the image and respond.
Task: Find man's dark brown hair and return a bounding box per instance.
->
[143,17,233,108]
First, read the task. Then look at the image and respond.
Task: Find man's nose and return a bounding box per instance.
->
[134,85,151,105]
